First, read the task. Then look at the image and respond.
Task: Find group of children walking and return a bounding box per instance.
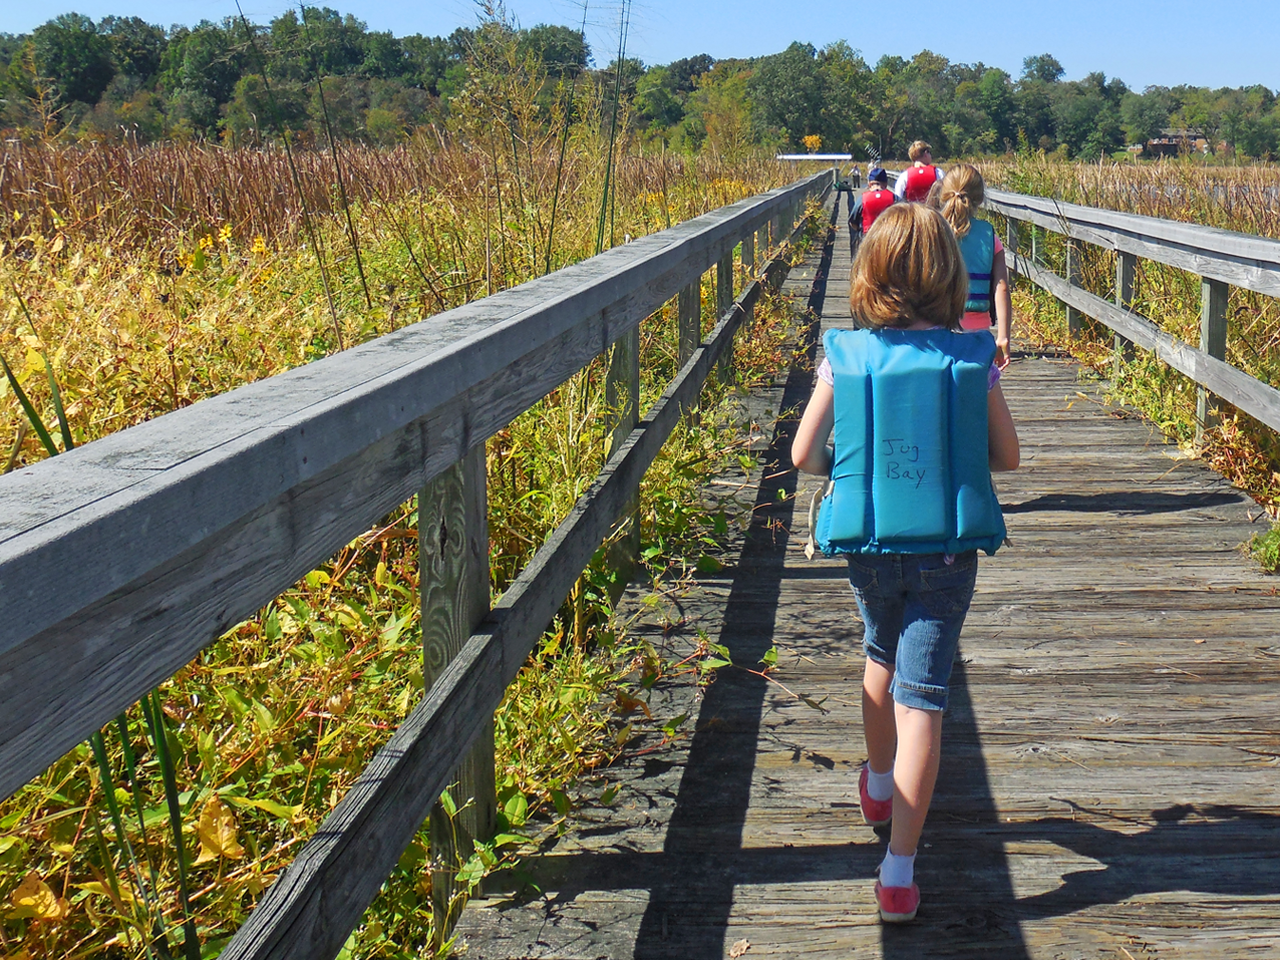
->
[794,140,1020,922]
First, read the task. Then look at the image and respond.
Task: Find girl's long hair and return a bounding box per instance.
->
[938,163,985,238]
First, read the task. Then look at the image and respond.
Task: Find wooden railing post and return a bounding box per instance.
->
[1115,252,1137,377]
[716,251,735,382]
[678,280,701,425]
[742,231,755,277]
[1197,277,1229,443]
[1065,239,1084,338]
[678,281,700,365]
[1006,218,1019,274]
[420,446,494,946]
[605,323,642,577]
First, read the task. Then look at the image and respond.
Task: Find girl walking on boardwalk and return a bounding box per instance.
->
[937,164,1013,369]
[792,203,1020,923]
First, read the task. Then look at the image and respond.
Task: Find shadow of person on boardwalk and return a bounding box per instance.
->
[1003,490,1244,516]
[1002,801,1280,921]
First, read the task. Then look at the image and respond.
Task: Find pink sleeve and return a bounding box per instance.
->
[993,235,1004,254]
[817,357,833,386]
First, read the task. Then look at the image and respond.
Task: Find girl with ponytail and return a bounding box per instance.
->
[937,165,1012,368]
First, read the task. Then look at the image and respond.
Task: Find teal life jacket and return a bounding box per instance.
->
[813,327,1006,556]
[957,218,995,316]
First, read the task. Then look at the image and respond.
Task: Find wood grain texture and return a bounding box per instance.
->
[1065,239,1084,338]
[1006,250,1280,435]
[454,190,1280,960]
[1114,250,1136,370]
[1198,277,1229,439]
[987,187,1280,298]
[420,448,495,943]
[0,175,833,802]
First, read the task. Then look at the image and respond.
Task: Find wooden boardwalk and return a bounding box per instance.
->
[455,192,1280,959]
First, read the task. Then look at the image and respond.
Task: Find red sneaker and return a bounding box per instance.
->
[875,881,920,923]
[858,764,893,827]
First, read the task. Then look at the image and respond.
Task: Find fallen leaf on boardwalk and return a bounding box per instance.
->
[194,796,246,864]
[729,939,751,958]
[614,691,652,719]
[7,872,69,921]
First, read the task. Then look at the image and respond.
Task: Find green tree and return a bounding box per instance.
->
[975,67,1015,149]
[32,13,115,105]
[99,16,166,81]
[817,41,872,152]
[1022,53,1064,84]
[1120,86,1172,147]
[634,65,684,133]
[359,31,405,79]
[518,24,588,78]
[747,41,825,148]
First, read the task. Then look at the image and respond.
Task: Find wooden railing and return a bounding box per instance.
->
[0,171,832,958]
[983,186,1280,439]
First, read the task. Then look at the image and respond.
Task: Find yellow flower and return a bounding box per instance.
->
[198,234,214,251]
[218,224,233,245]
[252,235,268,256]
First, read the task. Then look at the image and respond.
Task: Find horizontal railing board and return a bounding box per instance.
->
[0,173,826,665]
[219,236,779,960]
[0,175,829,803]
[1008,251,1280,435]
[986,187,1280,299]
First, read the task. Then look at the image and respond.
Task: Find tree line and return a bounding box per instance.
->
[2,9,1278,160]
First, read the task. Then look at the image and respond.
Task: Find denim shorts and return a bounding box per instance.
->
[845,551,978,712]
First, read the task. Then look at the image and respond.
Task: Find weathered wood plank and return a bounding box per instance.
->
[1115,250,1137,372]
[419,448,494,944]
[1198,276,1229,440]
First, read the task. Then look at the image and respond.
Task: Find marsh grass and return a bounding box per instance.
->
[980,155,1280,546]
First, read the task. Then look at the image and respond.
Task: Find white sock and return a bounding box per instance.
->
[867,766,894,803]
[880,850,915,888]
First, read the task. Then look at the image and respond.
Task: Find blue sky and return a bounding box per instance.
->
[3,0,1277,92]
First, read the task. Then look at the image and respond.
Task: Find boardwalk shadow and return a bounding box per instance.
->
[630,190,843,960]
[1004,490,1243,515]
[1004,802,1280,920]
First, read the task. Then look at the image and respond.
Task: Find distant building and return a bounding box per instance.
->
[1145,128,1211,157]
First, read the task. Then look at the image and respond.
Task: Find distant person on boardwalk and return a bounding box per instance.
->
[937,164,1013,369]
[851,164,862,189]
[792,203,1020,924]
[894,140,943,202]
[847,167,896,258]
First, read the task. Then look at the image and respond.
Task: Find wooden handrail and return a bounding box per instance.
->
[984,187,1280,298]
[0,171,830,803]
[984,183,1280,438]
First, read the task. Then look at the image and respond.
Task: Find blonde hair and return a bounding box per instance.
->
[938,164,985,238]
[849,203,968,330]
[908,140,932,162]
